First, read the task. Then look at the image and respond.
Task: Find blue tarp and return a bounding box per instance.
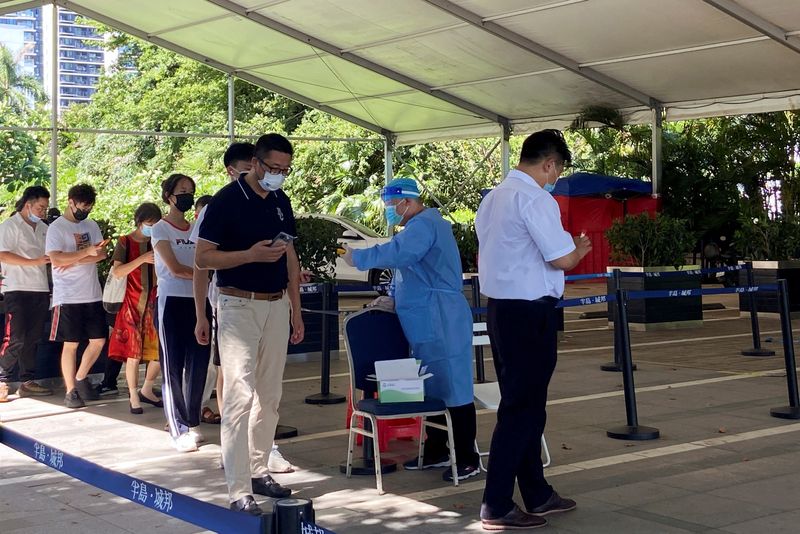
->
[551,172,652,197]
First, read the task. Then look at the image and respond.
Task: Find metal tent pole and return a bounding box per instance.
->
[384,134,395,237]
[651,105,663,198]
[501,123,511,179]
[227,74,235,142]
[49,3,58,206]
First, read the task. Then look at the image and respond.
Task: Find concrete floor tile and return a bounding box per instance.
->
[719,510,800,534]
[638,493,780,529]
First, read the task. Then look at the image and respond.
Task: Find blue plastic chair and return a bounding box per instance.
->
[342,308,458,494]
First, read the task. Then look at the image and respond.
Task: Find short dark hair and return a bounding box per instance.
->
[223,142,255,168]
[68,184,97,205]
[133,202,162,227]
[14,185,50,213]
[519,129,571,166]
[195,195,213,210]
[160,173,195,204]
[254,133,293,160]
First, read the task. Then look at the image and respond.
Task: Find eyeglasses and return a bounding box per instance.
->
[257,157,292,176]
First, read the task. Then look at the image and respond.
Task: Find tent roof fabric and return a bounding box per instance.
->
[5,0,800,145]
[551,172,652,198]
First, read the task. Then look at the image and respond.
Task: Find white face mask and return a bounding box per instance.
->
[259,171,286,192]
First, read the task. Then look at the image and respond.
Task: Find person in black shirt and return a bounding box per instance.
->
[196,133,304,515]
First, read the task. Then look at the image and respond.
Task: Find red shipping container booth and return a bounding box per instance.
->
[551,173,660,280]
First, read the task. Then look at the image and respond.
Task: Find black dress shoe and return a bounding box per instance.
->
[129,402,143,415]
[229,495,264,515]
[481,504,547,531]
[252,475,292,498]
[528,491,576,516]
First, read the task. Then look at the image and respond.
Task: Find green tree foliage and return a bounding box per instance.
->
[294,217,342,282]
[0,44,50,208]
[605,213,696,268]
[0,44,47,112]
[569,107,800,258]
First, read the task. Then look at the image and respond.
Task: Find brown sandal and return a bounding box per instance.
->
[201,407,221,424]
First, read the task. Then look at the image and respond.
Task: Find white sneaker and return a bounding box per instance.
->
[188,427,206,444]
[268,447,294,473]
[174,433,198,452]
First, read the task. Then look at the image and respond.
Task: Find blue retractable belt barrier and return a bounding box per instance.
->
[618,265,744,279]
[0,426,267,534]
[558,293,617,308]
[557,284,775,309]
[1,426,339,534]
[301,283,390,294]
[626,284,777,301]
[565,273,612,281]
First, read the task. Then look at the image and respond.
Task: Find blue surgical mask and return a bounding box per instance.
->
[259,171,286,192]
[543,165,559,193]
[28,213,41,224]
[385,202,408,226]
[141,224,153,237]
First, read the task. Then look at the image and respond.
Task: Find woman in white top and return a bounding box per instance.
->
[151,174,210,453]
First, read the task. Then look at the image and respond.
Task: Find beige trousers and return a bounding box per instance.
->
[218,292,290,502]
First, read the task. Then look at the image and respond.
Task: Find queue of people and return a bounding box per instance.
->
[0,129,585,529]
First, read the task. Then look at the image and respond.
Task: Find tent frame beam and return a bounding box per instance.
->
[204,0,509,127]
[0,0,47,16]
[55,0,389,136]
[423,0,659,108]
[703,0,800,56]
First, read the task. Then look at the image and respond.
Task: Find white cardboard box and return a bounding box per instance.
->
[374,359,432,403]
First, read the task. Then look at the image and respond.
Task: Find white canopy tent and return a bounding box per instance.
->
[2,0,800,197]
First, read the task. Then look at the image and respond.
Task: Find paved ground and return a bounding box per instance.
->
[3,286,800,533]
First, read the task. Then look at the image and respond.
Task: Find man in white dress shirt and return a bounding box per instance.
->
[475,129,591,531]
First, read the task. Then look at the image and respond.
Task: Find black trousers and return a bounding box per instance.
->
[157,296,211,438]
[481,297,558,518]
[423,402,479,467]
[0,291,49,383]
[100,359,123,389]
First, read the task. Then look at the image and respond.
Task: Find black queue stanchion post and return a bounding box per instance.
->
[471,275,486,383]
[306,282,346,405]
[770,279,800,419]
[601,269,635,373]
[741,262,775,357]
[274,498,316,533]
[606,288,660,440]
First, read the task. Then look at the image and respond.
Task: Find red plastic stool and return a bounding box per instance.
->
[346,387,421,452]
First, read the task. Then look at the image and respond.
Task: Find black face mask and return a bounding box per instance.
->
[72,206,90,221]
[173,193,194,213]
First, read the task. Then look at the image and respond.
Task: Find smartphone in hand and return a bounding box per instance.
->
[271,232,296,247]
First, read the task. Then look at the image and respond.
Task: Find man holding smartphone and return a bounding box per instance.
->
[195,133,304,515]
[45,184,109,409]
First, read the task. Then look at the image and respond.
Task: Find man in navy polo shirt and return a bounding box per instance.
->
[196,133,304,515]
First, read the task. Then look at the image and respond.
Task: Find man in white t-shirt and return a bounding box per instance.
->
[0,186,53,402]
[45,184,108,409]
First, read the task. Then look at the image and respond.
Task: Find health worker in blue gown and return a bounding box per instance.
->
[342,177,479,482]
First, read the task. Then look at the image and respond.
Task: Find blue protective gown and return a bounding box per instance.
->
[352,208,473,407]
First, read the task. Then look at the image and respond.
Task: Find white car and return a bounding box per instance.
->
[297,213,393,287]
